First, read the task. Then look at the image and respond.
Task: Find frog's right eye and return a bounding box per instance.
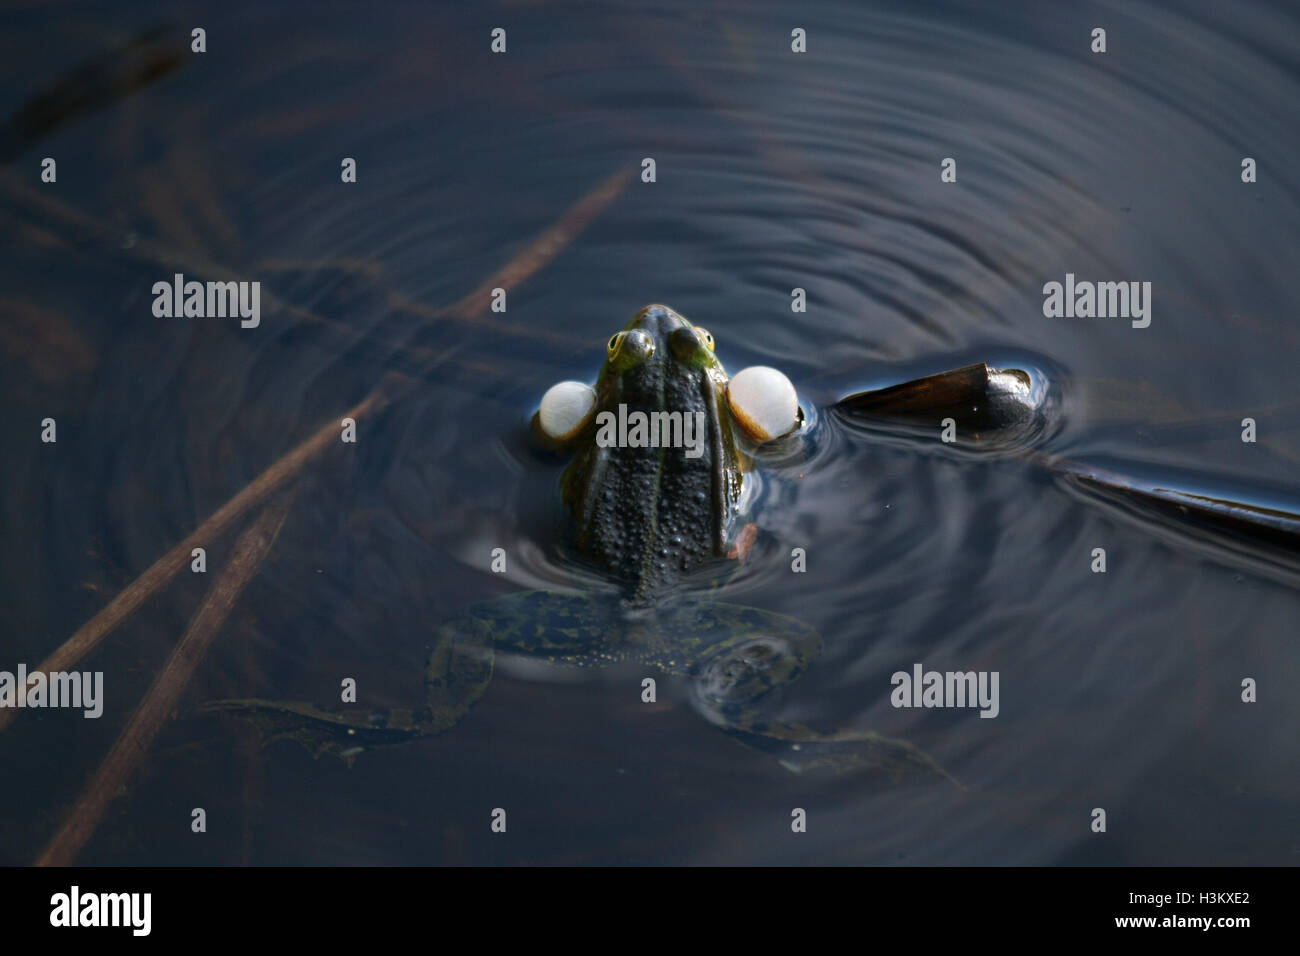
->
[608,329,655,364]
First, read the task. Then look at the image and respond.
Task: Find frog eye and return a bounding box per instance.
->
[669,326,710,362]
[608,328,655,365]
[727,366,800,443]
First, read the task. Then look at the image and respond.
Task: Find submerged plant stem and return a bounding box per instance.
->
[0,387,386,735]
[34,488,297,867]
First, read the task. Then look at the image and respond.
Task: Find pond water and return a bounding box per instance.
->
[1,0,1297,864]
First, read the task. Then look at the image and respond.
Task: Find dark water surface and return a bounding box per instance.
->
[1,0,1298,864]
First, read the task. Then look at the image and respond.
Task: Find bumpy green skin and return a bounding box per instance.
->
[208,305,952,783]
[561,304,743,603]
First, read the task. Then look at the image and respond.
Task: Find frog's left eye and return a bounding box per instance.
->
[608,332,625,357]
[696,328,715,352]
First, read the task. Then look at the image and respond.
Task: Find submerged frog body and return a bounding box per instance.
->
[210,305,950,782]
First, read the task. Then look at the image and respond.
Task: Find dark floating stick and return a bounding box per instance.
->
[1047,457,1300,562]
[837,362,1300,562]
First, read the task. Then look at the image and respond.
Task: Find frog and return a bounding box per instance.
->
[206,304,955,782]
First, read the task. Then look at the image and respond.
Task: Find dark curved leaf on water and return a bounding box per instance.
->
[1059,462,1300,572]
[0,25,185,164]
[840,366,1300,577]
[835,362,1051,442]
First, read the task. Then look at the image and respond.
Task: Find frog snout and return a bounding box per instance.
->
[634,303,686,333]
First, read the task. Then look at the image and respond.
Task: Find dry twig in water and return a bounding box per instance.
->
[0,388,386,735]
[34,487,297,867]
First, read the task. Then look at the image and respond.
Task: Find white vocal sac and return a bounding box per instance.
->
[538,380,597,441]
[727,366,799,442]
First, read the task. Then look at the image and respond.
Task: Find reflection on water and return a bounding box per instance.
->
[1,0,1298,864]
